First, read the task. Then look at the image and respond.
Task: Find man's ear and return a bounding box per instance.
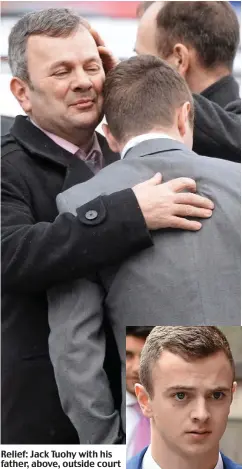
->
[102,123,120,153]
[10,77,32,113]
[231,381,237,403]
[135,383,153,418]
[172,43,190,77]
[177,101,191,137]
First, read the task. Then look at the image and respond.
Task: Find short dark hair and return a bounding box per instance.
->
[140,326,235,397]
[156,1,240,70]
[8,8,89,83]
[126,327,153,340]
[103,55,194,144]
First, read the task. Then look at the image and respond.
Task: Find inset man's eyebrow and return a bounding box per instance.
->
[165,385,231,393]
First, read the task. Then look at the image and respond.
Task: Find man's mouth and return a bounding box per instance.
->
[71,98,94,109]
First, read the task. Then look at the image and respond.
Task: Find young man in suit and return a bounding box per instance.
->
[48,55,240,442]
[127,326,241,469]
[135,1,241,162]
[1,9,213,444]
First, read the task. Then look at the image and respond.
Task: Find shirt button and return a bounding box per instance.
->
[85,210,98,220]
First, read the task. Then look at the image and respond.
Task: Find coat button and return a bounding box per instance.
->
[85,210,98,220]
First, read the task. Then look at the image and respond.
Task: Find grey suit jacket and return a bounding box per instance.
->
[48,138,241,443]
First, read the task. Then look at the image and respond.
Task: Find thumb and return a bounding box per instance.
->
[146,172,162,186]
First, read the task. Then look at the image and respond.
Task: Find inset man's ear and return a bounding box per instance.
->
[135,383,153,418]
[231,381,237,402]
[172,43,190,77]
[102,123,120,153]
[10,77,32,113]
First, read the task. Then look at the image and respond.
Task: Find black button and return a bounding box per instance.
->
[85,210,98,220]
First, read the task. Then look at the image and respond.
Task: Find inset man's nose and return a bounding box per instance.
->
[190,398,211,423]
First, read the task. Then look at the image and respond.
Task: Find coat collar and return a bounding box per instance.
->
[201,75,239,108]
[123,138,192,160]
[10,115,119,168]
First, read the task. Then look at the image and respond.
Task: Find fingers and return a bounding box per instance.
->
[174,192,214,210]
[89,28,105,46]
[169,216,202,231]
[173,204,213,219]
[164,177,197,193]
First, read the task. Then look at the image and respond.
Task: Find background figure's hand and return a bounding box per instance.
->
[132,173,214,231]
[90,28,120,73]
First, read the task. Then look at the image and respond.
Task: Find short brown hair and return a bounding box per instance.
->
[156,1,240,70]
[140,326,235,397]
[103,55,194,144]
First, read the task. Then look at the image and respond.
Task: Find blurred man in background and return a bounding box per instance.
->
[128,326,240,469]
[135,1,241,162]
[126,327,153,459]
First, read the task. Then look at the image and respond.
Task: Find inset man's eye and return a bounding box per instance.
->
[212,391,225,400]
[175,392,186,400]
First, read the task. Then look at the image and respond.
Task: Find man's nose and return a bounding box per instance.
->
[190,398,211,423]
[71,68,93,91]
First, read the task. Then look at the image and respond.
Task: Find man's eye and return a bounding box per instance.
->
[175,392,186,401]
[212,391,225,400]
[87,66,100,72]
[54,71,68,76]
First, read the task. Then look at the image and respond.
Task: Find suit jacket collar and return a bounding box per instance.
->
[124,138,191,160]
[127,448,241,469]
[201,75,239,108]
[10,115,119,168]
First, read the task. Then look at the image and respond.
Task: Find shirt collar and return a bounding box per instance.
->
[30,119,102,159]
[121,133,174,159]
[126,390,137,406]
[142,446,223,469]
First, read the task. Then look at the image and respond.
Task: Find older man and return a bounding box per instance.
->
[1,8,213,444]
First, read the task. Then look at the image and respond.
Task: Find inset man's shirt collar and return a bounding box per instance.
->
[121,133,173,159]
[142,446,223,469]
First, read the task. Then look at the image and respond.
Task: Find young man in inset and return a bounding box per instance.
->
[128,326,241,469]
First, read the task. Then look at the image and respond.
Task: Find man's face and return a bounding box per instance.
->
[126,335,146,395]
[25,27,105,138]
[146,350,235,457]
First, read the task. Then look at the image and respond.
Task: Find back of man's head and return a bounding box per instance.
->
[103,55,194,146]
[155,1,239,71]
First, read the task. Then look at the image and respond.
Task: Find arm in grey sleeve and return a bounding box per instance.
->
[48,278,122,443]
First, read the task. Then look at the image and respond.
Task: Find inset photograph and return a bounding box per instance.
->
[126,326,242,467]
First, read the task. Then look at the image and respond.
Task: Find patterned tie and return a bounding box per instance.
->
[75,148,103,174]
[132,402,151,456]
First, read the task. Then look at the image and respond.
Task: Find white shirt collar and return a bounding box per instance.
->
[121,133,173,159]
[126,390,137,406]
[142,446,223,469]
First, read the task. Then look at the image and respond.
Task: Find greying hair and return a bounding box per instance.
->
[8,8,89,83]
[140,326,235,397]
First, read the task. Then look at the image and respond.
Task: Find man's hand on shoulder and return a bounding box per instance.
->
[133,173,214,231]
